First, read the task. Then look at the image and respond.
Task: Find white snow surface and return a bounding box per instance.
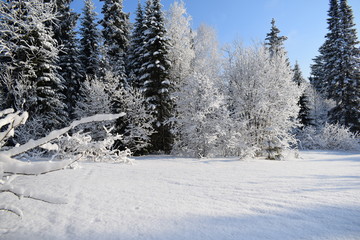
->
[1,150,360,240]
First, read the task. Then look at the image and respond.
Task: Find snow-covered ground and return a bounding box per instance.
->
[1,150,360,240]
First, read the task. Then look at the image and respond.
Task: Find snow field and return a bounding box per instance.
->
[1,151,360,240]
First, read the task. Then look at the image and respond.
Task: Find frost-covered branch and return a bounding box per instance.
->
[0,186,67,204]
[1,155,81,176]
[0,109,127,223]
[2,113,125,157]
[0,109,28,148]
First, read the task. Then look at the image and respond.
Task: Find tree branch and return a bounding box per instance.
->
[0,189,66,204]
[3,155,81,176]
[0,207,22,218]
[1,113,125,157]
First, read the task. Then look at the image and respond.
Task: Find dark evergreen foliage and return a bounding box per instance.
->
[100,0,130,84]
[140,0,173,153]
[79,0,101,77]
[53,0,83,119]
[0,0,68,132]
[128,0,146,89]
[293,63,313,127]
[265,18,288,58]
[311,0,360,132]
[309,55,326,95]
[329,0,360,132]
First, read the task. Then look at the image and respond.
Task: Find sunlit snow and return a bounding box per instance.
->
[1,151,359,240]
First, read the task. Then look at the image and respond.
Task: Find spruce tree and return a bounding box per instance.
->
[53,0,83,119]
[79,0,101,77]
[140,0,173,153]
[329,0,360,132]
[311,0,360,132]
[311,0,343,99]
[310,55,326,95]
[128,0,146,89]
[100,0,130,84]
[321,0,342,99]
[265,18,288,58]
[293,62,313,127]
[0,0,68,134]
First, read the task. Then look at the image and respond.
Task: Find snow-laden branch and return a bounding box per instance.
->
[2,113,125,157]
[1,154,81,176]
[0,109,28,148]
[0,183,67,204]
[0,110,126,223]
[0,205,23,218]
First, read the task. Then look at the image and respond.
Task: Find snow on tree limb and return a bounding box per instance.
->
[1,113,125,157]
[0,205,23,218]
[1,154,81,176]
[0,110,126,223]
[0,184,67,204]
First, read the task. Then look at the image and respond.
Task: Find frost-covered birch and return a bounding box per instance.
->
[165,1,195,90]
[225,43,302,159]
[172,24,230,158]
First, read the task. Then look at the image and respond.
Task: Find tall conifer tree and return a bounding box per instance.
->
[140,0,173,153]
[53,0,83,119]
[329,0,360,132]
[0,0,68,134]
[128,0,146,89]
[311,0,359,132]
[100,0,130,84]
[79,0,101,77]
[265,18,288,58]
[293,62,313,127]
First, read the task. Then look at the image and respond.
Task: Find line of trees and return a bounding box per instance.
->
[0,0,359,158]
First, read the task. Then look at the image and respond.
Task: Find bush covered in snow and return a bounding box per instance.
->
[298,123,359,151]
[56,128,131,163]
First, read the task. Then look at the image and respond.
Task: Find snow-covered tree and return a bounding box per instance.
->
[317,0,342,99]
[53,0,83,119]
[308,86,336,129]
[100,0,130,83]
[79,0,101,77]
[74,76,113,140]
[225,43,302,159]
[311,0,360,132]
[172,72,230,158]
[140,0,173,153]
[293,62,313,127]
[193,24,222,80]
[165,0,195,90]
[0,0,68,137]
[329,0,360,132]
[112,86,155,155]
[309,55,326,95]
[127,0,146,89]
[172,24,231,158]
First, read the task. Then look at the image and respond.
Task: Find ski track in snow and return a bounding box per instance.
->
[1,150,360,240]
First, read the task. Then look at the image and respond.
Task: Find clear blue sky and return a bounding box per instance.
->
[71,0,360,78]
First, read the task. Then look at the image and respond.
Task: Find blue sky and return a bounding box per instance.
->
[71,0,360,78]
